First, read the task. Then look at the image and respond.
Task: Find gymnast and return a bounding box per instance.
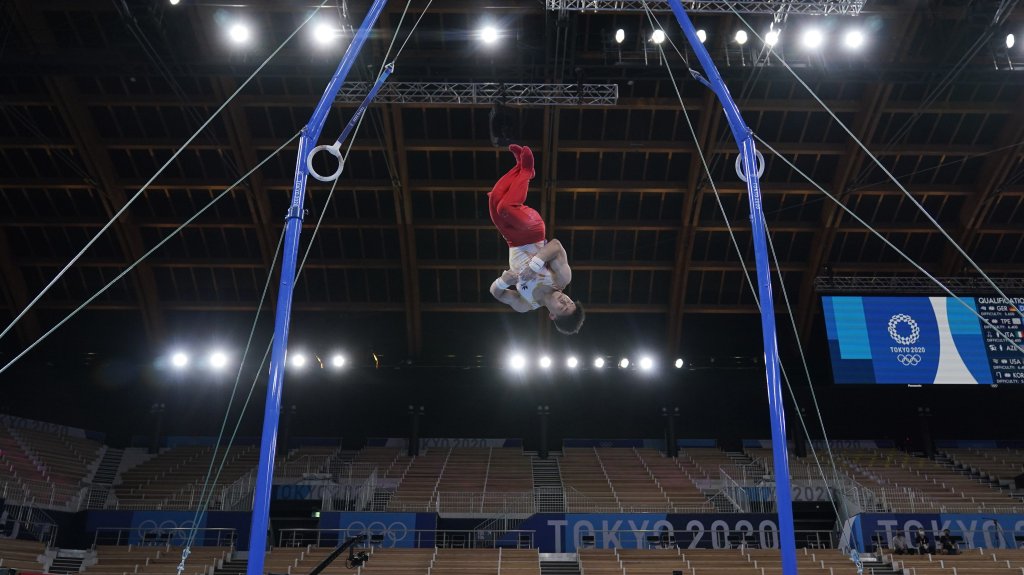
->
[487,144,585,335]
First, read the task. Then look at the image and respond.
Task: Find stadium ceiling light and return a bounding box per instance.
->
[639,357,654,371]
[567,356,579,369]
[651,29,666,44]
[802,28,824,49]
[675,358,685,369]
[171,352,189,369]
[594,357,606,369]
[539,356,552,369]
[313,22,338,46]
[228,23,252,45]
[1008,33,1016,49]
[291,353,307,369]
[843,29,865,49]
[765,29,780,47]
[696,29,707,44]
[509,354,526,370]
[619,358,630,369]
[209,351,228,370]
[331,354,346,369]
[480,26,499,44]
[169,0,180,5]
[734,30,748,45]
[615,29,625,44]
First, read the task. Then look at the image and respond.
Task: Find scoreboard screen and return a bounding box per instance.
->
[822,296,1024,385]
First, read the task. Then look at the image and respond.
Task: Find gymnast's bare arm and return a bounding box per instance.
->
[489,269,533,313]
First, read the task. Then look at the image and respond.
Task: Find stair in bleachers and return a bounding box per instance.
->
[212,558,246,575]
[86,447,124,509]
[48,553,85,574]
[540,558,581,575]
[530,453,565,513]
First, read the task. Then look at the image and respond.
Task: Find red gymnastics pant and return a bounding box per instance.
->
[488,163,546,248]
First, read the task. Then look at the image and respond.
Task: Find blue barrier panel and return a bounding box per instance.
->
[318,512,435,548]
[853,513,1024,551]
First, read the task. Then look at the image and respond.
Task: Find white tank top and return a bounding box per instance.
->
[509,242,555,310]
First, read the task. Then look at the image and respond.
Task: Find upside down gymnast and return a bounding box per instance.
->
[487,144,585,335]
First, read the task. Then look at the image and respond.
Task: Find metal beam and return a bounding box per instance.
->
[815,276,1024,294]
[545,0,865,15]
[334,82,618,106]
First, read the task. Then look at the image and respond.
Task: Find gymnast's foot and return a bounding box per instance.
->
[519,145,535,175]
[509,144,523,165]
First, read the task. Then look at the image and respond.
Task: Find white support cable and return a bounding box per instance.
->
[753,133,1024,358]
[645,9,847,519]
[727,7,1024,327]
[0,0,333,346]
[0,132,302,376]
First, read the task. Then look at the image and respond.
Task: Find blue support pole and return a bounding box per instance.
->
[664,2,798,574]
[245,1,389,573]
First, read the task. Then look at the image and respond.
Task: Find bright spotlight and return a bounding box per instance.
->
[567,356,579,369]
[1007,33,1016,49]
[735,30,748,45]
[169,0,180,5]
[619,358,630,369]
[651,29,666,44]
[843,30,864,49]
[615,29,625,44]
[696,29,707,43]
[594,357,606,369]
[480,26,499,44]
[209,351,228,370]
[171,352,189,369]
[539,356,552,369]
[802,28,823,49]
[331,354,346,368]
[509,354,526,370]
[228,23,251,45]
[291,353,307,369]
[313,23,337,46]
[675,358,685,369]
[765,29,780,46]
[640,357,654,371]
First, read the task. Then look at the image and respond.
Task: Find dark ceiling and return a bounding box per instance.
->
[0,0,1022,372]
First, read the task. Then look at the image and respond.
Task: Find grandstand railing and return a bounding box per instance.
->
[277,528,536,549]
[1,501,59,545]
[868,528,1022,551]
[1,478,87,511]
[92,527,237,548]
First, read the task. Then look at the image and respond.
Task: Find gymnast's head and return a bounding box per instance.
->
[544,290,585,335]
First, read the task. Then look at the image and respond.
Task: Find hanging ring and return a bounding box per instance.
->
[735,150,766,183]
[307,142,344,182]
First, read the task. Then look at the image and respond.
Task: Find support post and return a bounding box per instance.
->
[664,2,797,573]
[245,1,388,572]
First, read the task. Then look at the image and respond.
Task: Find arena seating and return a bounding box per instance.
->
[387,448,451,511]
[635,448,714,511]
[593,448,671,511]
[85,545,228,575]
[887,548,1024,574]
[579,548,860,575]
[837,449,1023,512]
[942,448,1024,488]
[679,448,755,482]
[560,448,620,511]
[351,447,413,480]
[481,448,533,512]
[114,446,258,509]
[0,538,45,571]
[0,423,101,506]
[435,448,490,512]
[358,548,435,575]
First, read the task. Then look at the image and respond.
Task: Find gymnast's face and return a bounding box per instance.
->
[547,291,576,318]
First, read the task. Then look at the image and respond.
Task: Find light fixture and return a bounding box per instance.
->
[567,356,579,369]
[331,354,346,369]
[802,29,824,49]
[675,358,685,369]
[615,29,625,44]
[169,0,180,5]
[765,29,780,47]
[291,353,307,369]
[640,357,654,371]
[594,357,606,369]
[619,358,630,369]
[1008,33,1016,49]
[509,354,526,370]
[171,352,189,369]
[209,351,228,370]
[228,23,251,45]
[651,29,666,44]
[313,22,337,46]
[480,26,499,44]
[539,356,552,369]
[696,29,707,44]
[843,29,865,49]
[734,30,748,45]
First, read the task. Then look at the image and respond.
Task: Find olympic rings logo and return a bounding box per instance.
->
[136,519,197,546]
[888,314,921,345]
[896,354,922,366]
[344,521,409,547]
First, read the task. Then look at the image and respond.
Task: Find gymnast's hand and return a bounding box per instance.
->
[518,266,538,283]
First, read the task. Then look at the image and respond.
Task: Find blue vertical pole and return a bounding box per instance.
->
[245,1,389,573]
[664,2,798,574]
